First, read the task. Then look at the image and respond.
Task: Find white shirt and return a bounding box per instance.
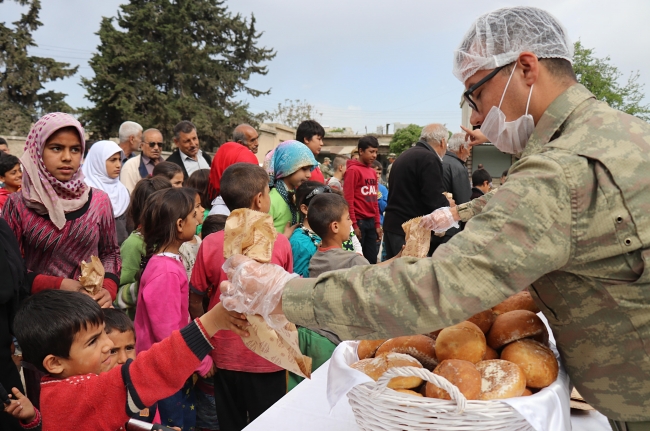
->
[181,149,210,176]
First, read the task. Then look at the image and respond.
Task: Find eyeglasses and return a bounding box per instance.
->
[305,185,332,202]
[146,142,164,148]
[463,65,507,112]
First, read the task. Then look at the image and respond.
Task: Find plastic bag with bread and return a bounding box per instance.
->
[79,256,104,295]
[401,216,431,258]
[223,209,312,379]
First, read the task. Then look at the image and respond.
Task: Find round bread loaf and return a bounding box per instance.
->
[486,310,546,350]
[492,290,540,315]
[476,359,526,400]
[435,321,486,364]
[375,335,437,370]
[357,339,387,360]
[521,388,533,396]
[425,359,481,400]
[467,309,496,334]
[500,339,559,388]
[350,352,423,389]
[394,388,423,397]
[483,345,499,360]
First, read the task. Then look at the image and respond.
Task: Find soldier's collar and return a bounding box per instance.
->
[521,84,596,158]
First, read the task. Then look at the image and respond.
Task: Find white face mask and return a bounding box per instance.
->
[480,64,534,155]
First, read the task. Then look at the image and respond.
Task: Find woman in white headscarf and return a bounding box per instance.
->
[82,140,131,244]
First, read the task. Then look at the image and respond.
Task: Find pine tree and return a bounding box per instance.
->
[80,0,275,150]
[0,0,78,135]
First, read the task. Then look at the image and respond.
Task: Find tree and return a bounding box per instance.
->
[573,41,650,121]
[80,0,275,150]
[0,0,78,135]
[389,124,421,154]
[263,99,322,129]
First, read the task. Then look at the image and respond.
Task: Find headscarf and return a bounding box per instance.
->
[264,140,318,224]
[208,141,259,200]
[81,140,130,218]
[20,112,89,230]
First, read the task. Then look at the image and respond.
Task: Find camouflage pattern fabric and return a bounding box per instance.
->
[282,84,650,421]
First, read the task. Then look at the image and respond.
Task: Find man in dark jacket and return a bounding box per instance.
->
[166,121,212,179]
[383,123,450,259]
[442,132,472,239]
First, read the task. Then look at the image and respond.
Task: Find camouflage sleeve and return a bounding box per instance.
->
[456,189,497,222]
[282,155,573,340]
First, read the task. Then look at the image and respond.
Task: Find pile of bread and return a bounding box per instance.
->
[350,291,559,401]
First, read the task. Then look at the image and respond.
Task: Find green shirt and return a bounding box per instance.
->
[270,188,292,234]
[114,231,145,319]
[281,84,650,421]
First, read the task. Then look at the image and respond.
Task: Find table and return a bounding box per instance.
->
[244,360,612,431]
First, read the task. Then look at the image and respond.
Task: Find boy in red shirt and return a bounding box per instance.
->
[343,135,382,263]
[190,162,293,431]
[296,120,326,183]
[4,289,249,431]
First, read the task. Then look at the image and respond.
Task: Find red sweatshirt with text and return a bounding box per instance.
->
[343,159,380,229]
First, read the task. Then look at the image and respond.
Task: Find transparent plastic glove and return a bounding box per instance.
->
[419,207,459,233]
[220,254,298,319]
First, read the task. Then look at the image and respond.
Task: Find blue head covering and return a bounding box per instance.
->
[264,140,318,185]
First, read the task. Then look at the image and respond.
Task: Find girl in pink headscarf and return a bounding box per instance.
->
[1,113,121,307]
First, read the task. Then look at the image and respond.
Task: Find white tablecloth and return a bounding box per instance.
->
[243,359,612,431]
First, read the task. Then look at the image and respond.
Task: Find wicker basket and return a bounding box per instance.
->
[347,366,535,431]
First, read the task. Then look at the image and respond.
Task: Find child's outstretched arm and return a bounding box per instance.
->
[3,387,40,427]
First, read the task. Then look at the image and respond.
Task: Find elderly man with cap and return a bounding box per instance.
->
[319,156,332,180]
[386,153,396,182]
[219,7,650,428]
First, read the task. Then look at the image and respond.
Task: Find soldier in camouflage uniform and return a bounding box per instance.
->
[221,7,650,429]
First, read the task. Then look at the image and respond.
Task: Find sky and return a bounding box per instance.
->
[3,0,649,135]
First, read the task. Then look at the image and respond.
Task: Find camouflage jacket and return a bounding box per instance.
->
[282,84,650,421]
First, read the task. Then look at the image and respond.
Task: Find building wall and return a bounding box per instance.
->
[257,123,296,164]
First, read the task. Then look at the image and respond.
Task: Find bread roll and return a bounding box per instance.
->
[500,339,559,388]
[492,290,540,315]
[476,360,526,400]
[486,310,546,350]
[435,321,486,364]
[357,339,386,360]
[426,329,442,340]
[467,309,496,334]
[483,345,499,360]
[425,359,481,400]
[375,335,437,370]
[394,388,423,397]
[350,352,423,389]
[521,388,533,396]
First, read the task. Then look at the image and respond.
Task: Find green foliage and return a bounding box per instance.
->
[0,0,78,135]
[326,127,345,134]
[573,41,650,121]
[389,124,421,154]
[80,0,275,150]
[263,99,322,129]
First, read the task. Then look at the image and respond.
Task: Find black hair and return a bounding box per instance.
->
[173,120,196,139]
[358,135,379,151]
[296,120,325,144]
[308,193,349,240]
[501,169,509,178]
[137,188,196,281]
[0,154,20,177]
[186,168,211,209]
[126,176,172,232]
[501,58,576,82]
[371,160,382,170]
[152,161,183,181]
[0,137,7,145]
[472,169,492,187]
[201,214,228,238]
[295,181,330,221]
[220,163,269,211]
[103,308,134,335]
[13,290,104,373]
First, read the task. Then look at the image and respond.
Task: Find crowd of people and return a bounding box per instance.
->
[0,110,488,431]
[1,5,650,431]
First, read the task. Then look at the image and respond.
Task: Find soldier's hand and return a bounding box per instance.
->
[460,125,489,146]
[221,255,298,318]
[420,207,460,233]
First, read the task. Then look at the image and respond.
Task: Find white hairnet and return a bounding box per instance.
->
[453,6,573,83]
